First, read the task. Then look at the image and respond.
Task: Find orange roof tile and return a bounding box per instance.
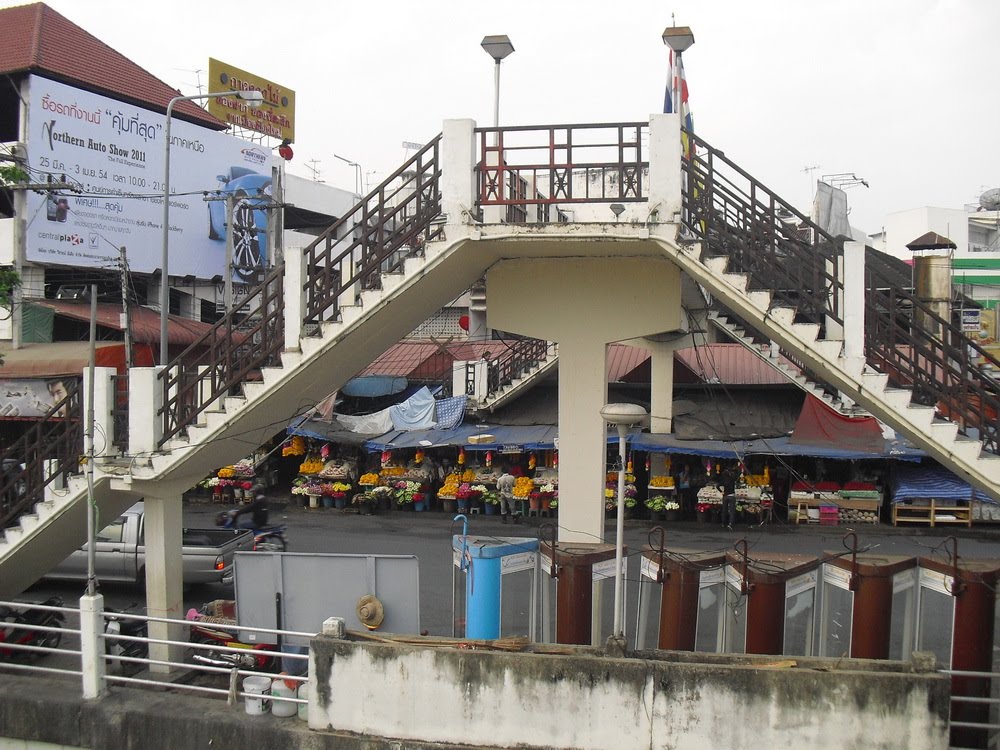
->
[0,3,222,129]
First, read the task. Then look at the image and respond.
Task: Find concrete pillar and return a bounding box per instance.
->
[842,241,866,377]
[441,119,477,226]
[143,494,186,672]
[128,367,163,454]
[79,592,107,698]
[488,256,681,544]
[83,366,115,455]
[647,113,683,225]
[283,243,306,351]
[629,339,679,434]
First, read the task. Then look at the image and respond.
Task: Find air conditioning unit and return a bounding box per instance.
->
[55,285,90,300]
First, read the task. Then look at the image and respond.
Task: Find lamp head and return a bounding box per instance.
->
[600,403,648,426]
[662,26,695,53]
[610,203,625,220]
[481,34,515,61]
[236,90,265,105]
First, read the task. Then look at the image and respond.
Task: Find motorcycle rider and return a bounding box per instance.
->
[233,484,269,529]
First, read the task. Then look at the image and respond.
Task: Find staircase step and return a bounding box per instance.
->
[813,340,844,360]
[769,308,795,326]
[704,256,728,275]
[860,372,889,395]
[950,438,984,464]
[881,388,912,410]
[904,404,936,431]
[722,272,749,293]
[930,421,960,445]
[746,290,771,312]
[790,322,820,344]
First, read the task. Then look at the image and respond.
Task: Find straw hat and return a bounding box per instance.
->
[356,595,385,630]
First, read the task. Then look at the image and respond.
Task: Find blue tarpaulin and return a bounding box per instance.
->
[892,464,997,505]
[363,424,559,451]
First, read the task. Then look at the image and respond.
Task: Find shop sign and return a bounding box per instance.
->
[207,58,295,142]
[640,556,658,581]
[821,565,851,591]
[962,308,981,332]
[499,444,522,455]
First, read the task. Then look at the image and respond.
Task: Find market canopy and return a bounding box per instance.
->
[630,432,925,461]
[363,423,559,451]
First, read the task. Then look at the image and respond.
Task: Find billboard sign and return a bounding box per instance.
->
[206,58,295,142]
[25,75,273,280]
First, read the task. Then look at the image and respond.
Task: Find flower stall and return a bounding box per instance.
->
[605,470,638,515]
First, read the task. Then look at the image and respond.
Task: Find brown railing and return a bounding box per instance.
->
[682,129,1000,453]
[465,338,553,400]
[0,379,82,531]
[303,137,443,325]
[159,265,285,445]
[477,123,649,213]
[682,131,842,329]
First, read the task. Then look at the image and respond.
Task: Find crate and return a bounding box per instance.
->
[819,505,839,526]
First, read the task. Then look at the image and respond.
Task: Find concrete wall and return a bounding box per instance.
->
[310,635,950,750]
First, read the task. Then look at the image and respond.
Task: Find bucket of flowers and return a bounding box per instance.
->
[370,485,395,512]
[292,479,322,509]
[695,502,713,522]
[455,483,482,513]
[664,499,681,522]
[394,480,423,510]
[481,487,500,515]
[605,490,637,515]
[329,481,353,509]
[646,494,668,522]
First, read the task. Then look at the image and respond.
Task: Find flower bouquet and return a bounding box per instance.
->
[394,480,423,506]
[645,495,668,512]
[605,491,637,511]
[359,472,380,487]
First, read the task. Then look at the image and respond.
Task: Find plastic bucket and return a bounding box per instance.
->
[297,683,310,722]
[243,675,271,715]
[270,675,298,718]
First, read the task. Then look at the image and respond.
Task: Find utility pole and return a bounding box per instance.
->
[85,285,97,597]
[118,247,133,371]
[224,194,235,312]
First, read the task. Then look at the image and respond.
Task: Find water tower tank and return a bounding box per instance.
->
[980,188,1000,211]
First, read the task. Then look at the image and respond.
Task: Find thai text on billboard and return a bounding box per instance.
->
[25,75,274,280]
[206,58,295,142]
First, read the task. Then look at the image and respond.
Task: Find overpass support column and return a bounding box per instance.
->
[143,494,186,672]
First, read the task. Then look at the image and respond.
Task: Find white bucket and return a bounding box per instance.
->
[271,676,298,718]
[297,683,310,722]
[243,675,271,715]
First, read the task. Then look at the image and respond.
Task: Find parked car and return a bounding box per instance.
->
[45,502,253,585]
[207,166,271,282]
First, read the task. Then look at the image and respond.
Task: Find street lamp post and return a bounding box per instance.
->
[600,402,648,638]
[333,154,363,197]
[481,35,514,140]
[159,89,263,365]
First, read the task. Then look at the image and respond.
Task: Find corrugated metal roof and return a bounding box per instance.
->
[27,298,217,346]
[361,340,532,380]
[607,344,650,382]
[674,343,795,385]
[0,3,221,129]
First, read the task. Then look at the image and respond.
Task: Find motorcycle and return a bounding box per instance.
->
[185,601,277,671]
[104,606,148,673]
[215,508,288,552]
[0,596,65,661]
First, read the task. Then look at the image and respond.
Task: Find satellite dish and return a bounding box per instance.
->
[980,188,1000,211]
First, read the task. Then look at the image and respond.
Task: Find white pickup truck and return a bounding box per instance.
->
[46,502,253,585]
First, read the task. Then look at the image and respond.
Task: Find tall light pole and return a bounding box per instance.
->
[333,154,363,197]
[662,25,694,118]
[159,89,263,365]
[481,35,514,139]
[600,402,648,638]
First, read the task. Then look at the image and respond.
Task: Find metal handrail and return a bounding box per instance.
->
[477,122,649,208]
[0,380,83,530]
[302,137,443,325]
[110,373,128,453]
[682,128,1000,455]
[158,264,286,446]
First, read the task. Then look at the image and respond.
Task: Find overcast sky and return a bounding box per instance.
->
[32,0,1000,234]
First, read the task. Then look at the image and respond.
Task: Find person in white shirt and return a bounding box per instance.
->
[496,467,518,524]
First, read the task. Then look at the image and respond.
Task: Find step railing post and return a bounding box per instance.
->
[441,119,478,226]
[80,592,108,698]
[648,113,683,226]
[284,244,306,351]
[83,366,116,456]
[129,367,163,454]
[842,241,866,377]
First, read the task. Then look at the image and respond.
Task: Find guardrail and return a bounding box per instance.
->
[0,597,312,713]
[942,668,999,750]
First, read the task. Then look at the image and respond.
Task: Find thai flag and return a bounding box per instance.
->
[664,50,694,158]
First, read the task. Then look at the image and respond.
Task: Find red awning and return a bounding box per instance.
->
[27,298,216,346]
[790,394,886,453]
